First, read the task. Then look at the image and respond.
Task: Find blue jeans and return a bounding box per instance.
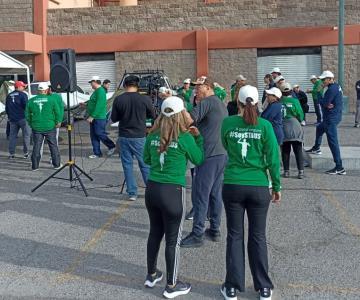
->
[192,154,227,236]
[90,119,115,156]
[118,137,150,196]
[8,119,31,155]
[314,119,343,169]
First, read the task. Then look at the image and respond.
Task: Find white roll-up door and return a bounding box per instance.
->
[257,54,321,112]
[76,60,116,94]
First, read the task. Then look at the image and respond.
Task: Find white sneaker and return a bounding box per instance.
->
[54,164,63,170]
[301,120,306,126]
[128,195,137,201]
[88,154,99,159]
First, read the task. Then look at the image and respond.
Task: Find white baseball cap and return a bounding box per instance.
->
[238,85,259,105]
[159,86,170,94]
[161,96,185,117]
[274,75,285,84]
[310,75,318,80]
[88,75,101,83]
[293,84,300,88]
[38,82,50,91]
[265,87,282,99]
[271,67,281,74]
[279,82,292,92]
[183,78,191,84]
[319,70,335,79]
[236,74,247,81]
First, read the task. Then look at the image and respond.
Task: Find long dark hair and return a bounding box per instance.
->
[240,98,258,125]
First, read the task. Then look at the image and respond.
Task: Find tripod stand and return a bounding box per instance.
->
[31,92,93,197]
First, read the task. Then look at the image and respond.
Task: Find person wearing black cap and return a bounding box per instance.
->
[111,75,156,201]
[220,85,281,300]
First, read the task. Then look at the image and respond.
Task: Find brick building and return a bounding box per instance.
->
[0,0,359,110]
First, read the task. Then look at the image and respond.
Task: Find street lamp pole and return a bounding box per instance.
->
[338,0,345,89]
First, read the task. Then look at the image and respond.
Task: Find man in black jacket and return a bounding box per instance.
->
[111,75,155,201]
[292,84,309,126]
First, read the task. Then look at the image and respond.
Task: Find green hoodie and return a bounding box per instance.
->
[25,94,63,132]
[87,86,107,119]
[281,96,304,122]
[312,79,323,102]
[221,115,281,192]
[214,86,227,101]
[143,131,204,186]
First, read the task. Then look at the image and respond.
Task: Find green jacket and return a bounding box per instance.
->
[177,87,193,103]
[312,80,323,103]
[281,96,304,122]
[214,86,227,101]
[25,94,63,132]
[87,86,107,119]
[221,115,281,192]
[144,131,204,186]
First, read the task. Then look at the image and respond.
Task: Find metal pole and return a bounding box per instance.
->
[338,0,345,89]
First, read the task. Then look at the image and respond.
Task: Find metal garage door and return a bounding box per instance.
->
[257,54,321,112]
[76,59,116,94]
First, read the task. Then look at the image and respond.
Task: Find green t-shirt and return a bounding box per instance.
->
[25,94,63,132]
[177,87,193,103]
[214,86,227,101]
[221,115,281,192]
[143,131,204,186]
[87,86,107,119]
[312,79,323,102]
[51,93,65,121]
[281,96,304,122]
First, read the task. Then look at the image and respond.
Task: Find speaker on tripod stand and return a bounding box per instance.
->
[31,49,93,197]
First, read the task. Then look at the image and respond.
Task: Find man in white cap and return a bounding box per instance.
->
[177,78,193,104]
[306,75,323,124]
[306,71,346,175]
[271,67,281,80]
[274,75,285,88]
[25,82,63,171]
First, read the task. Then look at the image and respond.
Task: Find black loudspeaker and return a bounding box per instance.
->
[49,49,77,93]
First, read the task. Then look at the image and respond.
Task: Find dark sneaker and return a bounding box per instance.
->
[298,170,304,179]
[144,270,163,288]
[305,147,322,155]
[107,147,116,156]
[283,170,290,178]
[220,283,237,300]
[205,228,221,242]
[325,167,346,175]
[163,281,191,299]
[54,164,64,170]
[180,232,204,248]
[23,153,29,159]
[259,288,272,300]
[185,208,194,220]
[354,124,359,128]
[8,155,15,160]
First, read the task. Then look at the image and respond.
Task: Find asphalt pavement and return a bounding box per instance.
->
[0,113,359,300]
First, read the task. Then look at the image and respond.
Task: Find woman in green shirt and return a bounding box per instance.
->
[220,85,281,300]
[279,82,305,179]
[143,96,204,299]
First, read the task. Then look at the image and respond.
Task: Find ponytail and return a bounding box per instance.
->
[242,98,258,125]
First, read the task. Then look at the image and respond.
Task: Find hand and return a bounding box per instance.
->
[55,123,62,128]
[87,117,94,123]
[327,103,334,109]
[271,191,281,203]
[79,102,86,108]
[188,126,200,136]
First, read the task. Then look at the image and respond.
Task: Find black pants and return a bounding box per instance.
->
[31,129,61,170]
[145,180,186,286]
[281,141,304,171]
[222,184,273,292]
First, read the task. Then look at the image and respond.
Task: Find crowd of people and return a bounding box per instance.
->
[2,66,351,300]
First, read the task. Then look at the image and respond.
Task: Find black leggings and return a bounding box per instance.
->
[281,141,304,171]
[222,184,273,292]
[145,180,186,286]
